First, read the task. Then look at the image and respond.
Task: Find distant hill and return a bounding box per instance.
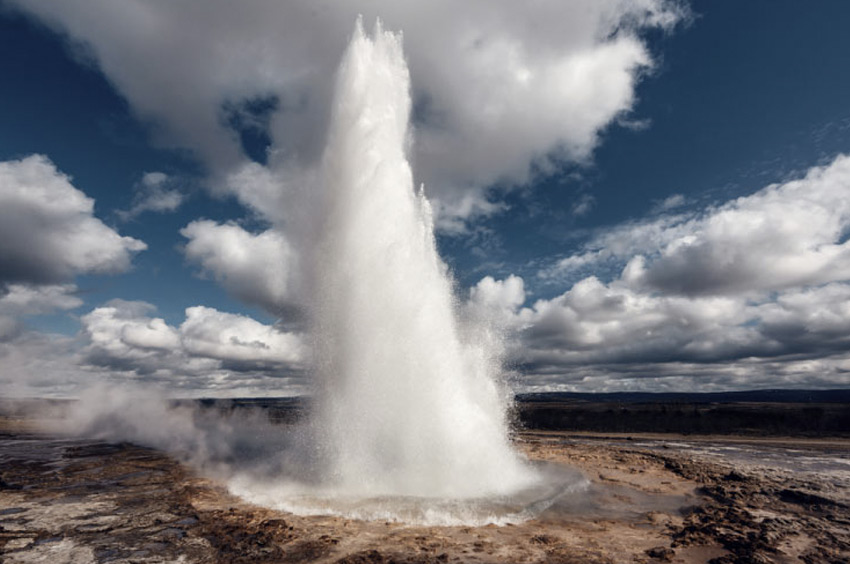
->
[515,389,850,404]
[515,390,850,436]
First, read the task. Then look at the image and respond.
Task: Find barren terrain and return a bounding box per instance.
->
[1,416,848,563]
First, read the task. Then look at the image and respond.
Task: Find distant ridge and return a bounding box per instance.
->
[515,389,850,404]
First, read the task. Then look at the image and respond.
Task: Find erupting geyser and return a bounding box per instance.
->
[309,20,535,499]
[231,20,555,524]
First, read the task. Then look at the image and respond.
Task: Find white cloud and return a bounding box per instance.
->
[9,0,685,228]
[476,156,850,390]
[77,300,306,394]
[222,162,290,225]
[180,306,304,366]
[653,193,686,212]
[0,284,82,317]
[635,155,850,295]
[180,220,296,316]
[2,298,308,398]
[519,276,757,363]
[757,283,850,353]
[117,171,183,221]
[0,284,82,341]
[571,194,596,217]
[0,155,146,284]
[544,154,850,296]
[81,300,188,374]
[468,275,526,321]
[489,275,850,391]
[515,355,850,394]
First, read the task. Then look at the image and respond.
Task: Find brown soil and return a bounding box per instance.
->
[1,422,848,563]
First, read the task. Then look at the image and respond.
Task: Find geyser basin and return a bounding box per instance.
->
[226,19,546,523]
[229,462,589,527]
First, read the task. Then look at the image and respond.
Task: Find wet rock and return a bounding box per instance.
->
[199,512,294,562]
[4,537,34,550]
[335,549,389,563]
[724,471,747,482]
[529,534,559,545]
[544,545,615,564]
[0,478,23,491]
[645,545,674,561]
[779,488,843,508]
[284,537,339,562]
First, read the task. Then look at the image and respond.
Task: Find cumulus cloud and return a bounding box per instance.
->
[485,275,850,391]
[468,275,526,322]
[180,306,304,368]
[0,284,82,341]
[518,277,760,365]
[634,156,850,295]
[0,284,82,318]
[116,171,184,221]
[181,220,297,316]
[82,300,183,373]
[464,274,527,339]
[516,355,850,394]
[475,155,850,391]
[544,154,850,296]
[8,0,686,228]
[756,283,850,355]
[0,155,146,284]
[4,297,306,398]
[80,300,305,387]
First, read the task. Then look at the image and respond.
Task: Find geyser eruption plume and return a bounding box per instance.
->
[38,20,578,525]
[35,19,566,527]
[306,19,535,499]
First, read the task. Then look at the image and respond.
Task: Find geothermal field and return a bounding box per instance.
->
[1,400,849,563]
[2,11,850,564]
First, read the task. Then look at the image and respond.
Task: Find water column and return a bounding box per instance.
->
[308,19,534,499]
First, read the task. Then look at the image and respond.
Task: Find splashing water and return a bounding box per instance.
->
[309,19,535,498]
[228,20,555,523]
[34,22,577,517]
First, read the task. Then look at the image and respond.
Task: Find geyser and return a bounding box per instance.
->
[307,19,535,499]
[227,20,559,524]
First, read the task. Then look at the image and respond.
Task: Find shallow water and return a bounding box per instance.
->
[595,437,850,489]
[228,461,589,526]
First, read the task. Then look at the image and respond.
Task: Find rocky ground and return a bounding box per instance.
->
[1,418,848,563]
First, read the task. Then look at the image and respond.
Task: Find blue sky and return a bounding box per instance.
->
[1,0,849,396]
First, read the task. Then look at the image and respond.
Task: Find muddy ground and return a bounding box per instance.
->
[1,419,848,563]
